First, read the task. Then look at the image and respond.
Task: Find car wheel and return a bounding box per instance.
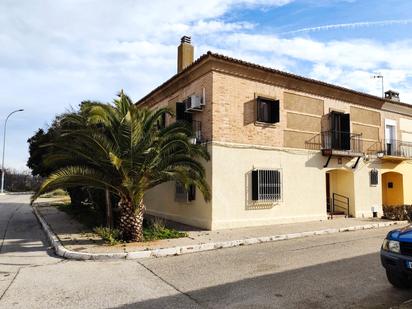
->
[386,270,411,289]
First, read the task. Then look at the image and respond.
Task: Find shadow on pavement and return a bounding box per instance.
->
[112,253,412,309]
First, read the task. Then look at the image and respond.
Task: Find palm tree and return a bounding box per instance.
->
[32,91,210,242]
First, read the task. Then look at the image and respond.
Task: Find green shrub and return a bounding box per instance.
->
[93,227,122,245]
[143,217,188,241]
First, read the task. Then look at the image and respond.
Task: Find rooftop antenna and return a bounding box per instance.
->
[373,73,384,98]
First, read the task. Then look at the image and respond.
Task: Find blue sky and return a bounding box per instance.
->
[1,0,412,170]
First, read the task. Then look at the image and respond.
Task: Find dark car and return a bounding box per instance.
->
[381,225,412,288]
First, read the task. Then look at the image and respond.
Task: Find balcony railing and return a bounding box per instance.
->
[191,120,204,144]
[306,130,363,156]
[176,119,204,144]
[382,139,412,158]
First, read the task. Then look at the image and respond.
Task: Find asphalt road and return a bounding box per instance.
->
[1,194,411,308]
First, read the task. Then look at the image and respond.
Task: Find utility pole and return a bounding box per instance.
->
[373,74,384,98]
[1,109,24,194]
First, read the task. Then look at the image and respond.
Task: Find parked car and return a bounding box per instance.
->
[381,225,412,288]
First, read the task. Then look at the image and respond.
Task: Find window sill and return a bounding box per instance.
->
[247,200,282,210]
[254,121,280,128]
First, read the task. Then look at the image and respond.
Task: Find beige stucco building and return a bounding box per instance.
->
[137,36,412,230]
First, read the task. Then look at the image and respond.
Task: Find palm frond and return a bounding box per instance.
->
[32,166,123,203]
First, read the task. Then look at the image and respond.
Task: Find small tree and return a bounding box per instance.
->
[27,113,89,208]
[32,92,210,241]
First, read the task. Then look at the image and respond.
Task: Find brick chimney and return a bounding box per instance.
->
[177,36,194,73]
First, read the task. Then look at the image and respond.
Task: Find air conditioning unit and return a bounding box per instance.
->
[184,95,203,112]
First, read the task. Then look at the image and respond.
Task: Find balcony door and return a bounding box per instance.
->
[331,111,350,150]
[385,123,396,155]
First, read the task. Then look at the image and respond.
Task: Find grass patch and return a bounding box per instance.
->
[93,227,122,245]
[143,218,188,241]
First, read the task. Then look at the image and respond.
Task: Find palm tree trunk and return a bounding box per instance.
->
[105,187,113,229]
[118,199,144,242]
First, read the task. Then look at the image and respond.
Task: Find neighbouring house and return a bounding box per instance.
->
[137,36,412,230]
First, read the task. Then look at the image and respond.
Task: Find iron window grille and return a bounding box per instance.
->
[252,169,282,202]
[370,169,378,186]
[175,182,196,202]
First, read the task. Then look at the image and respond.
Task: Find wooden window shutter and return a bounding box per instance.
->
[176,102,185,121]
[176,101,193,123]
[188,185,196,201]
[252,170,259,200]
[256,98,263,122]
[271,100,280,123]
[341,113,351,150]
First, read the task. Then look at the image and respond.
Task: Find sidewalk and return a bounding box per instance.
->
[34,203,408,260]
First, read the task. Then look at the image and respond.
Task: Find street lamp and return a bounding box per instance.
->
[1,109,24,194]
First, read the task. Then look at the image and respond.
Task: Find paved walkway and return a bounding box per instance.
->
[0,194,198,308]
[1,194,411,308]
[35,200,407,254]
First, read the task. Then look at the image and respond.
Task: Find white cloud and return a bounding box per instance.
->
[0,0,412,170]
[282,19,412,35]
[214,33,412,101]
[0,0,294,170]
[220,33,412,71]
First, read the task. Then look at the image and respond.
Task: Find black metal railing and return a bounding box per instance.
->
[191,120,204,144]
[305,131,363,154]
[176,119,205,144]
[332,193,350,217]
[366,141,382,155]
[305,133,322,150]
[383,139,412,158]
[322,130,362,152]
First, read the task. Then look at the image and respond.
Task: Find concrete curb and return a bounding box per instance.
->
[33,206,407,261]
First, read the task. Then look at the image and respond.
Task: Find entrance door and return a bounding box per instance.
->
[326,173,331,212]
[385,124,395,155]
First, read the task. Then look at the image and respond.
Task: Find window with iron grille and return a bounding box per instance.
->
[251,169,282,201]
[256,97,280,124]
[370,169,378,186]
[175,182,196,202]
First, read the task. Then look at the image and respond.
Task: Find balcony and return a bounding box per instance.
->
[176,119,205,144]
[306,130,364,168]
[306,130,363,157]
[378,139,412,161]
[191,120,205,144]
[321,131,363,157]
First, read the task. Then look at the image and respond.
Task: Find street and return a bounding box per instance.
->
[0,194,411,308]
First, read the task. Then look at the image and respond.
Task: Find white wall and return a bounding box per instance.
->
[211,143,383,229]
[145,142,385,230]
[211,143,327,229]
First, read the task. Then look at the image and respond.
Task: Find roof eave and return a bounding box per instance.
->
[136,51,410,108]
